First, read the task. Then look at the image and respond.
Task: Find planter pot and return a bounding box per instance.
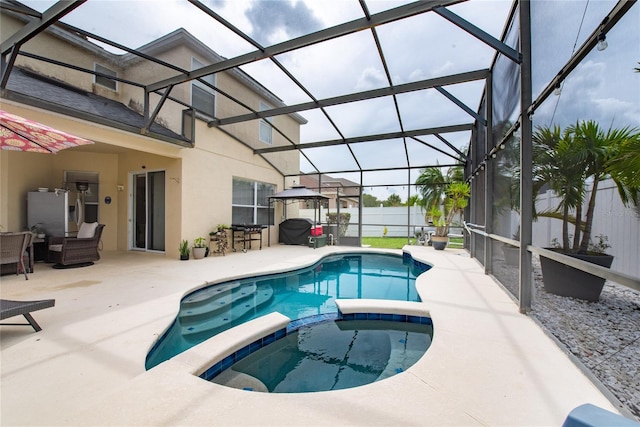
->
[431,236,448,251]
[539,249,614,302]
[193,247,206,259]
[180,254,189,261]
[502,245,519,266]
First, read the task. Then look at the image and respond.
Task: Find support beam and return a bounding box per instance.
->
[147,0,464,93]
[255,123,473,154]
[293,163,460,178]
[433,6,521,64]
[484,73,494,275]
[143,86,174,134]
[410,136,464,163]
[0,1,86,56]
[434,86,486,126]
[518,1,533,314]
[210,70,488,126]
[434,133,467,160]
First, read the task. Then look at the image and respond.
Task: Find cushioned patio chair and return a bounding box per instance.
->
[0,299,55,332]
[0,231,32,280]
[48,222,105,268]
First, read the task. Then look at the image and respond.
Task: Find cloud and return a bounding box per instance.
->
[245,0,322,45]
[355,67,387,91]
[535,60,640,129]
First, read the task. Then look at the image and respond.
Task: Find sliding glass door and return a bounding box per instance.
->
[131,171,165,252]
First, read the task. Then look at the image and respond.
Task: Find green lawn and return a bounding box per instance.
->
[361,236,463,249]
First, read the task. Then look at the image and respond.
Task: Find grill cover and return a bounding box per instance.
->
[279,218,313,245]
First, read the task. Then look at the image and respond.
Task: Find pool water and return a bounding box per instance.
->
[146,252,429,369]
[211,319,433,393]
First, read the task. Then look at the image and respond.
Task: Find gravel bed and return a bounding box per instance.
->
[492,255,640,419]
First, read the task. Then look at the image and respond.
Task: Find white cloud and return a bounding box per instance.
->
[355,67,387,91]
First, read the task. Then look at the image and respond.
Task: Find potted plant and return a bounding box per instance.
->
[430,182,470,250]
[533,120,640,301]
[209,225,229,255]
[179,240,190,261]
[192,237,207,259]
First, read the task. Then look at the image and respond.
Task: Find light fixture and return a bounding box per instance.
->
[75,181,89,192]
[553,82,562,96]
[492,153,497,158]
[596,32,608,51]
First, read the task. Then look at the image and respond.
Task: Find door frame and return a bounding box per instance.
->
[128,170,166,253]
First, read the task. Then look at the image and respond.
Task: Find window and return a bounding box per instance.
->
[191,57,215,117]
[94,63,117,91]
[232,177,275,225]
[259,101,273,144]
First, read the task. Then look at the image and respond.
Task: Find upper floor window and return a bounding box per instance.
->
[94,63,117,91]
[259,101,273,145]
[191,57,215,118]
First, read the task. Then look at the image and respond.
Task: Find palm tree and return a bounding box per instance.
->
[533,120,640,253]
[571,121,639,253]
[438,181,470,237]
[415,165,463,221]
[533,125,585,250]
[609,134,640,188]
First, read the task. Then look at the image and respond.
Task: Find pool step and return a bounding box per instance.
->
[180,283,258,320]
[182,281,248,307]
[180,285,274,337]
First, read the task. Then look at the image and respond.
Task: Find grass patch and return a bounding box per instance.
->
[361,237,411,249]
[361,236,464,249]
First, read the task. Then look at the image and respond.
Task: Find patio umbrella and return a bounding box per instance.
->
[0,109,94,153]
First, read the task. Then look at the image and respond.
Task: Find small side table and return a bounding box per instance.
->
[32,237,48,262]
[27,236,47,273]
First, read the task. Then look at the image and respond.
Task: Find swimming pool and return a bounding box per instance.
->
[146,252,430,369]
[210,318,433,393]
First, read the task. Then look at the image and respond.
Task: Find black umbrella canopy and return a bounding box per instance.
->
[270,186,329,201]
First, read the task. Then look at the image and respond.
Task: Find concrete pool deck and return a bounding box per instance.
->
[0,245,620,426]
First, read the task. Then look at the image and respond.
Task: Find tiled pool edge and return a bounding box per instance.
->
[195,299,432,383]
[146,248,429,368]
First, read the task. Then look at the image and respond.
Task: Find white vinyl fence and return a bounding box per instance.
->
[299,205,463,238]
[533,180,640,278]
[299,179,639,278]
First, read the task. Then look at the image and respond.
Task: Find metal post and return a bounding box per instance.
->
[519,0,533,313]
[407,168,411,245]
[359,171,363,246]
[484,74,494,275]
[469,133,477,259]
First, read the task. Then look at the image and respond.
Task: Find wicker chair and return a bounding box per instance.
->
[48,223,105,267]
[0,232,32,280]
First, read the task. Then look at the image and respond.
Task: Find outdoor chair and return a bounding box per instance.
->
[48,222,105,267]
[0,298,55,332]
[0,231,32,280]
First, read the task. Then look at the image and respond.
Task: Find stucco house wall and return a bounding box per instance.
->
[0,13,300,258]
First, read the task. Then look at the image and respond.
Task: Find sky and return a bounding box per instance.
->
[18,0,639,201]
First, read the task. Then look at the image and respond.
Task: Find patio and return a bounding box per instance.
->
[0,246,617,426]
